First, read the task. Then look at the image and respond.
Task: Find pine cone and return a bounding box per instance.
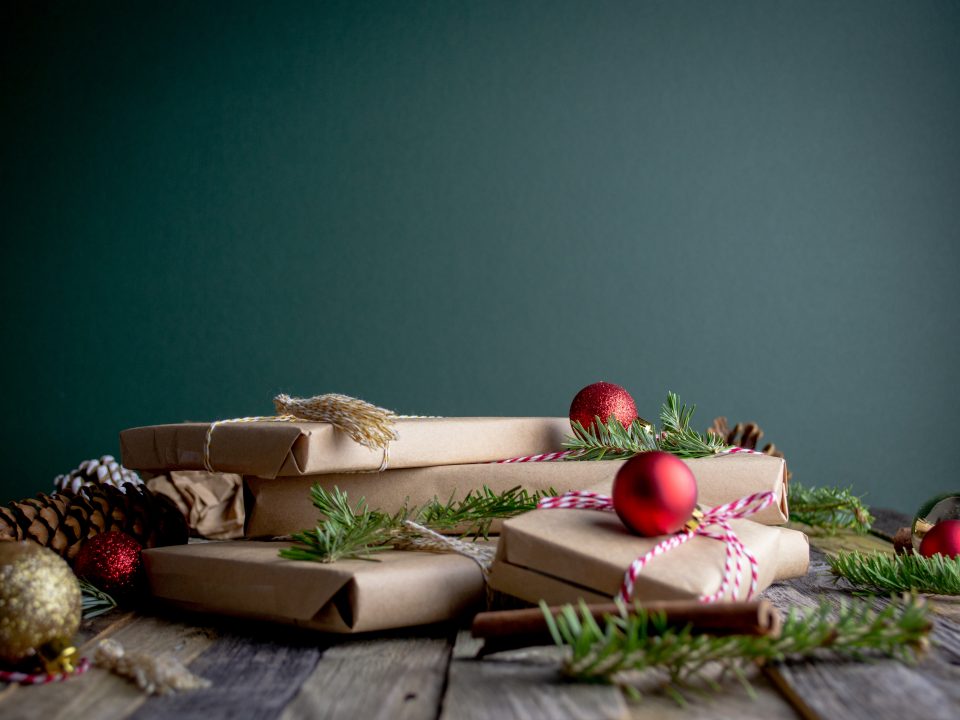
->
[708,417,792,482]
[0,483,188,562]
[54,455,143,494]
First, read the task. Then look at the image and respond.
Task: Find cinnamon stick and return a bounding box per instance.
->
[471,600,781,656]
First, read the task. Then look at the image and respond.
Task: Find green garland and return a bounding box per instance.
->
[563,392,727,460]
[829,550,960,595]
[279,485,555,563]
[543,596,931,700]
[787,483,873,534]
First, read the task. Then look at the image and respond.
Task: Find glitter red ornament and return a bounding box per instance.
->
[73,531,144,600]
[569,382,639,431]
[612,451,698,536]
[918,519,960,559]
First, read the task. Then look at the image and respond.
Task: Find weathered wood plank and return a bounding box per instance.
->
[0,612,217,720]
[280,629,453,720]
[764,533,960,720]
[441,630,629,720]
[130,621,324,720]
[626,665,802,720]
[772,660,957,720]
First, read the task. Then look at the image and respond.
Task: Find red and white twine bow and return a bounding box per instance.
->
[0,657,91,685]
[537,489,775,604]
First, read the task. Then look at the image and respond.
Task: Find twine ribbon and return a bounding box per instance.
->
[400,520,497,574]
[537,489,776,604]
[203,394,401,473]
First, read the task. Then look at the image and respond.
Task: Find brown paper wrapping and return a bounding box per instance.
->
[121,417,571,478]
[143,541,486,633]
[146,471,245,540]
[488,508,808,605]
[243,452,788,538]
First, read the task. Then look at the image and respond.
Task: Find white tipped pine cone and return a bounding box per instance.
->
[54,455,143,494]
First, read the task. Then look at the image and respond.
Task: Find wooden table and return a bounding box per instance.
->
[1,510,958,720]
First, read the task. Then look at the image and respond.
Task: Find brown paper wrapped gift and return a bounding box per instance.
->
[121,417,570,478]
[147,471,245,540]
[244,452,788,538]
[143,541,486,633]
[488,506,809,605]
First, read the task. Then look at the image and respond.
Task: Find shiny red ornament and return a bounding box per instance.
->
[612,451,698,536]
[569,382,638,431]
[918,519,960,559]
[74,531,144,600]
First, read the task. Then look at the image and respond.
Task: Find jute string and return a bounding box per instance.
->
[401,520,497,575]
[203,393,402,473]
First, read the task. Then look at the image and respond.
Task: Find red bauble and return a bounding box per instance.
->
[74,530,145,600]
[569,382,638,431]
[612,452,698,536]
[918,519,960,559]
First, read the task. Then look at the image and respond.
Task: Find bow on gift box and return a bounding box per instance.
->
[203,393,401,472]
[537,490,776,604]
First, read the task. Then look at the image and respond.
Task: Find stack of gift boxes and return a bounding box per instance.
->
[120,413,808,634]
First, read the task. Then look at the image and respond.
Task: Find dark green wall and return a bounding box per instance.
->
[2,1,959,512]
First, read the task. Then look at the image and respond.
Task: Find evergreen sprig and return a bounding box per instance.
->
[279,485,554,563]
[563,417,658,461]
[79,579,117,619]
[542,595,931,696]
[657,392,728,458]
[787,483,873,534]
[563,392,727,461]
[828,550,960,595]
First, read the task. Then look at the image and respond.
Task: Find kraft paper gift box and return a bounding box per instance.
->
[244,452,789,538]
[143,540,487,633]
[487,506,809,606]
[121,417,570,477]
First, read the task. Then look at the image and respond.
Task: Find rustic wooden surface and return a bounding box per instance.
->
[2,510,959,720]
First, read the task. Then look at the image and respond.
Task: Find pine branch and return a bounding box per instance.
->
[415,485,556,538]
[279,485,554,563]
[657,392,728,458]
[80,579,118,619]
[563,417,658,460]
[543,595,931,695]
[788,483,873,534]
[828,551,960,595]
[562,392,727,461]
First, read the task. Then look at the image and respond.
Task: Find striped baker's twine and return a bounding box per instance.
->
[494,445,765,464]
[0,657,91,685]
[537,490,775,604]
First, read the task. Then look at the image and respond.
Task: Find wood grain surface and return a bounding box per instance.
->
[2,510,958,720]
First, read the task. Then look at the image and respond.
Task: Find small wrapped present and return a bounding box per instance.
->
[488,500,808,606]
[244,451,788,538]
[122,416,570,478]
[143,540,486,633]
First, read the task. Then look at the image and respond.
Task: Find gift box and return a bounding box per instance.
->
[142,540,487,633]
[121,417,570,478]
[146,470,245,540]
[244,452,788,538]
[487,506,809,605]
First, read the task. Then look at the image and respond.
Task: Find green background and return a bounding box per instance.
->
[2,1,958,511]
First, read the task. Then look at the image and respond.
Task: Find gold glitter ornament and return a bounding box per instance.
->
[0,540,81,670]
